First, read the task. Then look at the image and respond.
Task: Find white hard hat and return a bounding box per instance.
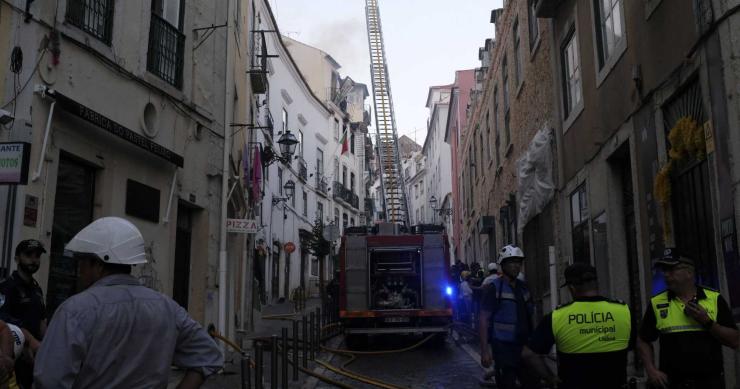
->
[498,245,525,264]
[488,262,498,271]
[66,217,147,265]
[7,323,24,359]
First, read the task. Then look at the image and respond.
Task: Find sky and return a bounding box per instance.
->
[270,0,503,144]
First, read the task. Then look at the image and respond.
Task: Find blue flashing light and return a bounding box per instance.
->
[445,286,453,296]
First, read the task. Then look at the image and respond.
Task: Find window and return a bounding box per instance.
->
[405,167,410,177]
[421,206,425,223]
[278,168,283,195]
[66,0,115,44]
[297,129,304,157]
[528,0,540,49]
[562,28,582,117]
[478,132,484,175]
[334,159,339,179]
[302,191,308,216]
[282,108,288,133]
[486,111,492,162]
[350,133,356,154]
[513,18,522,86]
[504,111,511,148]
[594,0,625,68]
[350,218,355,226]
[334,209,339,228]
[342,213,348,229]
[420,180,424,194]
[125,180,160,223]
[316,148,324,176]
[342,166,348,187]
[291,185,296,208]
[350,173,356,194]
[311,257,319,277]
[317,202,324,222]
[502,57,509,111]
[570,185,590,263]
[500,198,517,246]
[334,120,340,140]
[148,0,184,87]
[414,184,419,199]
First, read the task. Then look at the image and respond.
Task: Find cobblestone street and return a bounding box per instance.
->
[316,332,486,389]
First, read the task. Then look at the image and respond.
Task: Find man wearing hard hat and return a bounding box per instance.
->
[33,217,223,389]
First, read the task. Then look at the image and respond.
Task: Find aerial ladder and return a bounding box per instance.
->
[365,0,410,225]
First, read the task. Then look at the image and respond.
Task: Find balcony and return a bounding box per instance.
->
[315,175,328,196]
[147,13,185,88]
[66,0,114,44]
[249,31,269,94]
[297,158,308,182]
[332,181,359,209]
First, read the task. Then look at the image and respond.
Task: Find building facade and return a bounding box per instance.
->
[538,0,740,383]
[459,0,559,313]
[423,85,453,240]
[0,0,255,342]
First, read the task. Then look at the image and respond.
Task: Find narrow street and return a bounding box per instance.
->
[317,332,485,388]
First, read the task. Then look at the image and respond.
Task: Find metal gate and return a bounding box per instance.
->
[663,80,718,287]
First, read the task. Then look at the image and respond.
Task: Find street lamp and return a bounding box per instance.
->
[272,179,296,205]
[264,130,300,167]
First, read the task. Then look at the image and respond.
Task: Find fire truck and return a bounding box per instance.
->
[338,223,453,346]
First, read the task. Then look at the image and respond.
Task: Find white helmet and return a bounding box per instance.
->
[498,245,524,265]
[7,323,24,359]
[66,217,147,265]
[488,262,498,271]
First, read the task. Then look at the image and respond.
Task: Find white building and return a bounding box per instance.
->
[403,151,427,225]
[423,85,453,233]
[252,2,369,301]
[0,0,255,341]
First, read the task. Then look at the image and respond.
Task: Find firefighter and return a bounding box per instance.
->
[479,245,537,389]
[637,248,738,389]
[522,263,635,389]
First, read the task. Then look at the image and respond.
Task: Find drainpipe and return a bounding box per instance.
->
[218,0,236,342]
[31,99,56,182]
[549,245,558,311]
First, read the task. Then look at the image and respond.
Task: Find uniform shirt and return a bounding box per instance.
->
[528,296,636,389]
[34,274,223,389]
[0,271,46,339]
[480,279,532,343]
[639,286,736,379]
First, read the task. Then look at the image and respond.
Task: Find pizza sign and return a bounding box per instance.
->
[226,219,259,234]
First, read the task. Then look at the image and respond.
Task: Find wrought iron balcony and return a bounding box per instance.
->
[147,13,185,88]
[315,175,328,195]
[66,0,114,44]
[332,181,359,209]
[297,158,308,182]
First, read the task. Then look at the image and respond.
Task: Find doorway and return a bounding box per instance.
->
[272,242,280,300]
[47,153,96,316]
[173,203,192,309]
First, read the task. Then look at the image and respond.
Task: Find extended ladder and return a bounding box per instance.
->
[365,0,409,225]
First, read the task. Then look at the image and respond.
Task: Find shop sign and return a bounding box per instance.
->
[0,142,31,185]
[226,218,259,234]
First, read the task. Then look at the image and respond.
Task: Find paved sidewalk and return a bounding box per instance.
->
[168,298,326,388]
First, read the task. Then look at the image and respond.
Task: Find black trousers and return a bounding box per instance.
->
[494,364,539,389]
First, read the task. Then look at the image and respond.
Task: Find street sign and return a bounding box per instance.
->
[226,218,259,234]
[284,242,296,253]
[0,142,31,185]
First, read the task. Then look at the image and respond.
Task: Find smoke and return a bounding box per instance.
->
[310,18,368,78]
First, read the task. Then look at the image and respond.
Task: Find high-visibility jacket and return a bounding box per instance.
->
[490,278,532,343]
[551,299,631,353]
[650,288,719,334]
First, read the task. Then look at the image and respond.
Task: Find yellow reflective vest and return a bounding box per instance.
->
[650,288,719,334]
[551,299,631,353]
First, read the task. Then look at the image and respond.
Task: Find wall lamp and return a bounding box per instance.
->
[272,179,295,205]
[263,130,299,167]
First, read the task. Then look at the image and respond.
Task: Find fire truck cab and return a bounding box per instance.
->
[339,223,453,343]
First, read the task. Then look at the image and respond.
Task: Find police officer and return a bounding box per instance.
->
[522,263,634,389]
[0,239,48,389]
[479,245,537,389]
[637,249,739,389]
